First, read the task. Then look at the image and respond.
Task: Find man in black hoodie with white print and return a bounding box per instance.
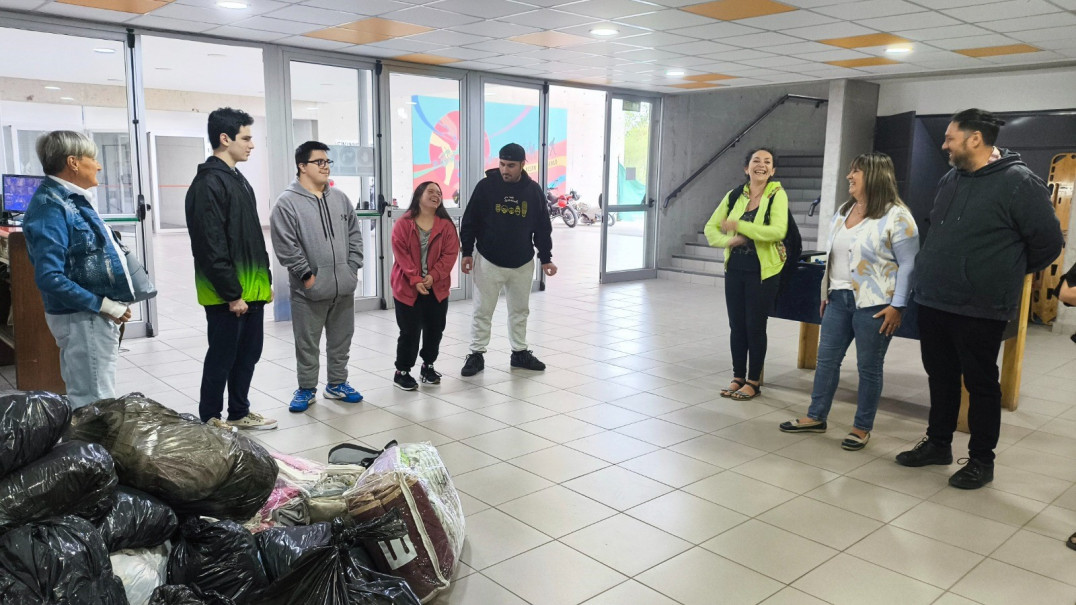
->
[458,143,556,377]
[896,108,1064,489]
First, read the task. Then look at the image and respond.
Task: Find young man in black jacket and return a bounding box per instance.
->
[185,107,276,431]
[896,108,1063,488]
[458,143,556,376]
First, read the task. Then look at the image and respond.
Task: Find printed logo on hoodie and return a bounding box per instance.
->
[495,195,528,217]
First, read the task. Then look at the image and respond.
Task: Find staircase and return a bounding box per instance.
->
[660,153,824,284]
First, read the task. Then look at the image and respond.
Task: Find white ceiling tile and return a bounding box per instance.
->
[381,6,482,27]
[1034,37,1076,50]
[429,47,498,60]
[643,0,712,6]
[558,0,654,19]
[407,29,489,46]
[668,21,763,39]
[37,2,140,22]
[276,35,354,50]
[894,24,992,41]
[978,12,1076,33]
[738,56,816,68]
[901,0,980,7]
[462,39,542,54]
[615,9,715,29]
[362,38,446,52]
[426,0,534,19]
[0,0,48,10]
[556,22,651,38]
[616,31,697,46]
[855,12,960,32]
[340,45,400,57]
[660,40,739,56]
[852,62,922,74]
[687,62,768,75]
[233,15,321,34]
[516,47,592,61]
[721,32,805,47]
[126,14,218,33]
[1004,25,1076,43]
[733,10,838,30]
[716,77,775,87]
[904,54,981,68]
[931,34,1019,50]
[1054,47,1076,58]
[566,54,633,67]
[517,0,580,7]
[794,48,872,61]
[203,25,291,41]
[614,47,687,61]
[777,0,860,6]
[650,55,723,67]
[813,0,922,19]
[796,65,860,75]
[500,9,595,29]
[765,41,836,55]
[701,48,777,61]
[143,1,242,24]
[982,50,1065,64]
[173,0,290,12]
[782,21,876,40]
[942,0,1062,22]
[562,40,644,54]
[1049,0,1076,8]
[260,5,360,25]
[480,54,546,66]
[758,72,820,82]
[298,0,411,15]
[451,20,539,37]
[445,60,501,70]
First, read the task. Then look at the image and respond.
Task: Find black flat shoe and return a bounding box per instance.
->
[841,432,870,451]
[895,437,953,467]
[779,418,827,433]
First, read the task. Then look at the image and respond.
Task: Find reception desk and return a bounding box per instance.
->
[772,260,1031,414]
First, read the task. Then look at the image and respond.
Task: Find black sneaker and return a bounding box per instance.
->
[420,363,442,385]
[461,352,484,377]
[895,437,953,467]
[948,458,994,489]
[393,371,418,391]
[510,349,546,371]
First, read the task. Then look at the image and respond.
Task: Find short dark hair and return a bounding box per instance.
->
[743,147,778,169]
[950,108,1005,146]
[295,140,330,177]
[207,107,254,151]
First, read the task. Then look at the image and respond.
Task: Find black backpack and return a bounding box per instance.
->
[724,185,803,276]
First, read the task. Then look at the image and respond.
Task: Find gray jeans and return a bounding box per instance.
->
[291,293,355,389]
[44,311,120,409]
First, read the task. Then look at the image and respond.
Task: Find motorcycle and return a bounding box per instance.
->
[545,187,578,228]
[571,192,616,227]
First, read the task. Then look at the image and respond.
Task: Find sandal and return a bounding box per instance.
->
[720,378,746,398]
[729,382,760,401]
[841,431,871,451]
[1068,532,1076,552]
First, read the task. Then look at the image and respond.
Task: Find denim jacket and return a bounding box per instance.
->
[23,178,133,315]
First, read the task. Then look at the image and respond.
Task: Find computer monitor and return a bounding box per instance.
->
[1,174,45,215]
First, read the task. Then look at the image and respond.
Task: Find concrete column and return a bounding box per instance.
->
[817,79,880,246]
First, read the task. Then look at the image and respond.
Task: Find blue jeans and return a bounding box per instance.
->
[44,311,121,409]
[806,290,893,432]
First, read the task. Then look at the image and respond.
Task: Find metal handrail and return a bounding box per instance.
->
[662,94,828,209]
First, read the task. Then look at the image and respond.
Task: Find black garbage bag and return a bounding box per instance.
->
[148,585,235,605]
[0,390,71,479]
[0,440,117,527]
[65,393,278,520]
[166,518,267,604]
[0,515,127,604]
[252,513,419,605]
[96,486,178,552]
[256,510,404,583]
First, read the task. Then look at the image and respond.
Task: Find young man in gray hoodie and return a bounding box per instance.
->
[270,141,364,412]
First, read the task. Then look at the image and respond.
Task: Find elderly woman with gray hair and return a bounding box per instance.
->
[23,130,134,408]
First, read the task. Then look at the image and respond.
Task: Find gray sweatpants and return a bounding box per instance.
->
[291,293,355,389]
[469,252,534,353]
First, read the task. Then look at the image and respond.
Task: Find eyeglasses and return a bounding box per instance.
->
[304,159,334,168]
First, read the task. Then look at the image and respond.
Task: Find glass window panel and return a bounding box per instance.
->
[607,98,651,207]
[605,210,646,272]
[483,83,540,176]
[390,73,462,208]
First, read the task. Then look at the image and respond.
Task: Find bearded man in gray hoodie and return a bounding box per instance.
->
[270,141,364,413]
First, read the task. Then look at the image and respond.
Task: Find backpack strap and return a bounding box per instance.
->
[722,186,743,215]
[761,187,781,225]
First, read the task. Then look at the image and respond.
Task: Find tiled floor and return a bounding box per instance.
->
[97,228,1076,603]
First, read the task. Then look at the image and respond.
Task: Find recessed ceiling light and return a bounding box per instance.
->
[666,69,686,76]
[44,85,61,90]
[207,53,227,58]
[308,106,318,111]
[60,97,75,101]
[155,67,171,71]
[590,27,619,36]
[885,46,912,54]
[93,48,115,54]
[217,1,247,8]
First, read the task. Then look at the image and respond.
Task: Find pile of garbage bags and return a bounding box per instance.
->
[0,391,467,604]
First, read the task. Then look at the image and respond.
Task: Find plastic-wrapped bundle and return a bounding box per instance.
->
[166,518,267,604]
[343,443,465,603]
[0,515,127,604]
[0,390,71,479]
[111,544,168,605]
[148,586,235,605]
[0,440,117,527]
[97,486,178,552]
[65,393,278,520]
[256,511,404,583]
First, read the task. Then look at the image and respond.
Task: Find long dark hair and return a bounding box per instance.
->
[407,181,452,222]
[838,152,906,219]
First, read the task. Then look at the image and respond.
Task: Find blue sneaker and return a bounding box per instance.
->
[324,382,363,403]
[289,388,316,413]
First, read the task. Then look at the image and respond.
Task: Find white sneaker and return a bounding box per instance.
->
[206,417,237,432]
[229,411,278,430]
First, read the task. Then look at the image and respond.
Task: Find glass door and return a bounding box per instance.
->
[386,70,465,302]
[600,95,660,283]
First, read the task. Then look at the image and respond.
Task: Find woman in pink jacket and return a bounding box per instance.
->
[391,181,460,390]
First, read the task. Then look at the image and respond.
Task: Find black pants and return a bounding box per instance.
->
[725,270,780,382]
[395,294,448,372]
[199,303,264,422]
[918,304,1006,462]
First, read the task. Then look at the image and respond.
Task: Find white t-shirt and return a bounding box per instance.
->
[828,219,861,292]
